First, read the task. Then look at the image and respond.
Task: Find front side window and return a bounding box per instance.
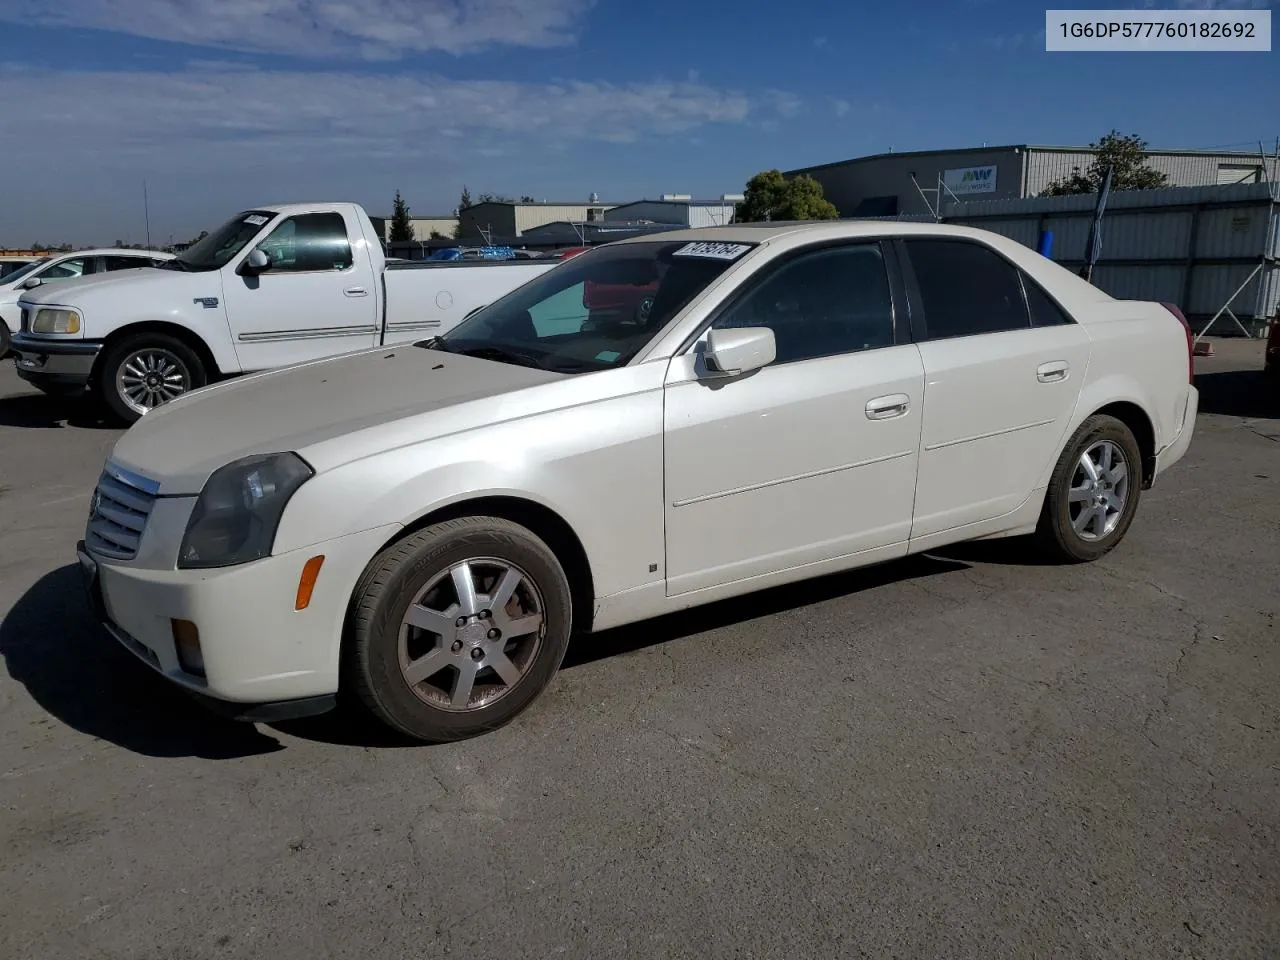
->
[0,259,47,286]
[255,213,353,273]
[906,238,1029,339]
[436,240,745,373]
[712,243,895,364]
[39,256,92,281]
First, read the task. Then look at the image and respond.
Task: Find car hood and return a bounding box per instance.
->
[109,345,566,494]
[17,267,198,308]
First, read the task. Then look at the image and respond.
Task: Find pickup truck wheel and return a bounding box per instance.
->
[98,333,206,424]
[347,517,573,742]
[1034,414,1142,563]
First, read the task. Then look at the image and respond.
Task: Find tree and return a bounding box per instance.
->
[429,230,449,240]
[389,189,414,243]
[736,170,839,222]
[476,193,514,203]
[1041,130,1169,196]
[520,195,537,203]
[458,185,472,211]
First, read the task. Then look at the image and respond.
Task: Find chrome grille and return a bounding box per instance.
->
[86,466,159,560]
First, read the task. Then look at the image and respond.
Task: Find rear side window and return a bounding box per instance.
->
[1021,271,1074,327]
[906,239,1030,340]
[104,255,151,272]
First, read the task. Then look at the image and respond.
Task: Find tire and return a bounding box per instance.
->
[346,517,573,742]
[0,320,10,359]
[1034,414,1143,563]
[97,332,206,424]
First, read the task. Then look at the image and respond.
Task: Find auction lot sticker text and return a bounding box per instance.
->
[1046,9,1271,51]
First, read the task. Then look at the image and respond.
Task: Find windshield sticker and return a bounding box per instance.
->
[671,241,752,261]
[243,215,269,226]
[594,350,621,363]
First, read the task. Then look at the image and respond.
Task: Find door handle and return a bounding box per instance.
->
[1037,361,1070,382]
[866,394,911,420]
[344,286,368,298]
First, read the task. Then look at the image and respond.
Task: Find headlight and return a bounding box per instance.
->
[178,453,313,569]
[32,308,81,334]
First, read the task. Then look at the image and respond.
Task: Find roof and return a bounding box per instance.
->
[34,247,174,258]
[788,143,1266,175]
[462,200,622,209]
[614,219,1019,246]
[608,199,738,209]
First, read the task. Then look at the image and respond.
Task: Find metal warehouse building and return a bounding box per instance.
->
[787,145,1271,218]
[457,200,619,240]
[942,180,1279,333]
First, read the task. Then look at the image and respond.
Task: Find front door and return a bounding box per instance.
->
[223,209,378,371]
[663,241,925,596]
[902,237,1093,539]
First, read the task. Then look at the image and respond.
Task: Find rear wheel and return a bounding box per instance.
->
[97,332,206,424]
[1034,414,1143,563]
[346,517,573,742]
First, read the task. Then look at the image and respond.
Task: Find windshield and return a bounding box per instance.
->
[434,240,751,373]
[171,210,276,271]
[0,259,49,286]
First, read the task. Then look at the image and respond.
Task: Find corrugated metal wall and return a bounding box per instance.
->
[942,181,1278,329]
[1024,150,1268,196]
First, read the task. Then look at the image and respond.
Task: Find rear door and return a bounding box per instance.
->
[903,237,1091,539]
[222,209,378,371]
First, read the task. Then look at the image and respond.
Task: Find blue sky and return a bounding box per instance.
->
[0,0,1275,245]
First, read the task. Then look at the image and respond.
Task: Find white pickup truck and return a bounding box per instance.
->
[11,203,556,422]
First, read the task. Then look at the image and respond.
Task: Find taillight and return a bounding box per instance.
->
[1160,302,1195,384]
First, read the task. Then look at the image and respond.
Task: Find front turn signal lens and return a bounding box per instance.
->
[171,619,205,677]
[295,555,325,610]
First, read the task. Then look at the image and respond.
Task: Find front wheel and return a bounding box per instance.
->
[346,517,574,742]
[1034,414,1143,563]
[97,333,206,424]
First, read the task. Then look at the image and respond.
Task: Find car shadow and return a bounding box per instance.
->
[561,552,972,669]
[0,390,112,429]
[1193,369,1279,420]
[0,564,285,759]
[3,552,1008,755]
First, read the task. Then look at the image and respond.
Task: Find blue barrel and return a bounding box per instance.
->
[1037,230,1054,258]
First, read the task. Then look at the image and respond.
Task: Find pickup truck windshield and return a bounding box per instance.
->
[169,210,277,272]
[434,239,752,373]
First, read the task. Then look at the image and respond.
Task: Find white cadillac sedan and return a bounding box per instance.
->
[77,222,1198,742]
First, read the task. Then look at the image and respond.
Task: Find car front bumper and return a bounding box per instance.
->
[12,332,101,388]
[76,521,400,719]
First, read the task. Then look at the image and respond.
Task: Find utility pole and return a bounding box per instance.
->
[143,180,152,250]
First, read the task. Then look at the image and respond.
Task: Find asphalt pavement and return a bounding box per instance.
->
[1,341,1277,959]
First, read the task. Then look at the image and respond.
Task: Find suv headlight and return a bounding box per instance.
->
[178,453,313,569]
[32,308,81,334]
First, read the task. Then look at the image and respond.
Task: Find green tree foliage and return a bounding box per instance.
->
[1040,131,1169,196]
[736,170,839,222]
[389,189,414,242]
[459,185,472,211]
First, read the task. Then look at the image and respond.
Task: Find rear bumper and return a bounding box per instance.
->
[1153,386,1198,482]
[13,333,101,387]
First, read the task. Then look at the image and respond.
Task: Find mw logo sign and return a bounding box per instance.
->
[943,164,999,196]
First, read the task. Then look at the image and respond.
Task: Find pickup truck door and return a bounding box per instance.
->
[222,209,379,371]
[663,240,924,596]
[901,238,1092,540]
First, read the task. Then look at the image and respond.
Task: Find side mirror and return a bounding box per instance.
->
[20,277,43,290]
[240,249,271,275]
[703,327,775,376]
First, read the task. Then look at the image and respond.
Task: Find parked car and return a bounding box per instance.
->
[0,255,39,280]
[1,248,173,360]
[11,204,557,421]
[76,222,1198,742]
[1265,316,1279,382]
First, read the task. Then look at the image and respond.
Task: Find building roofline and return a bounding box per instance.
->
[462,200,622,209]
[786,143,1266,175]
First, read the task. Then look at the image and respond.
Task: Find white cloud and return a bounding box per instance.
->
[0,63,757,166]
[763,89,804,119]
[1174,0,1270,7]
[830,98,851,118]
[0,0,595,60]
